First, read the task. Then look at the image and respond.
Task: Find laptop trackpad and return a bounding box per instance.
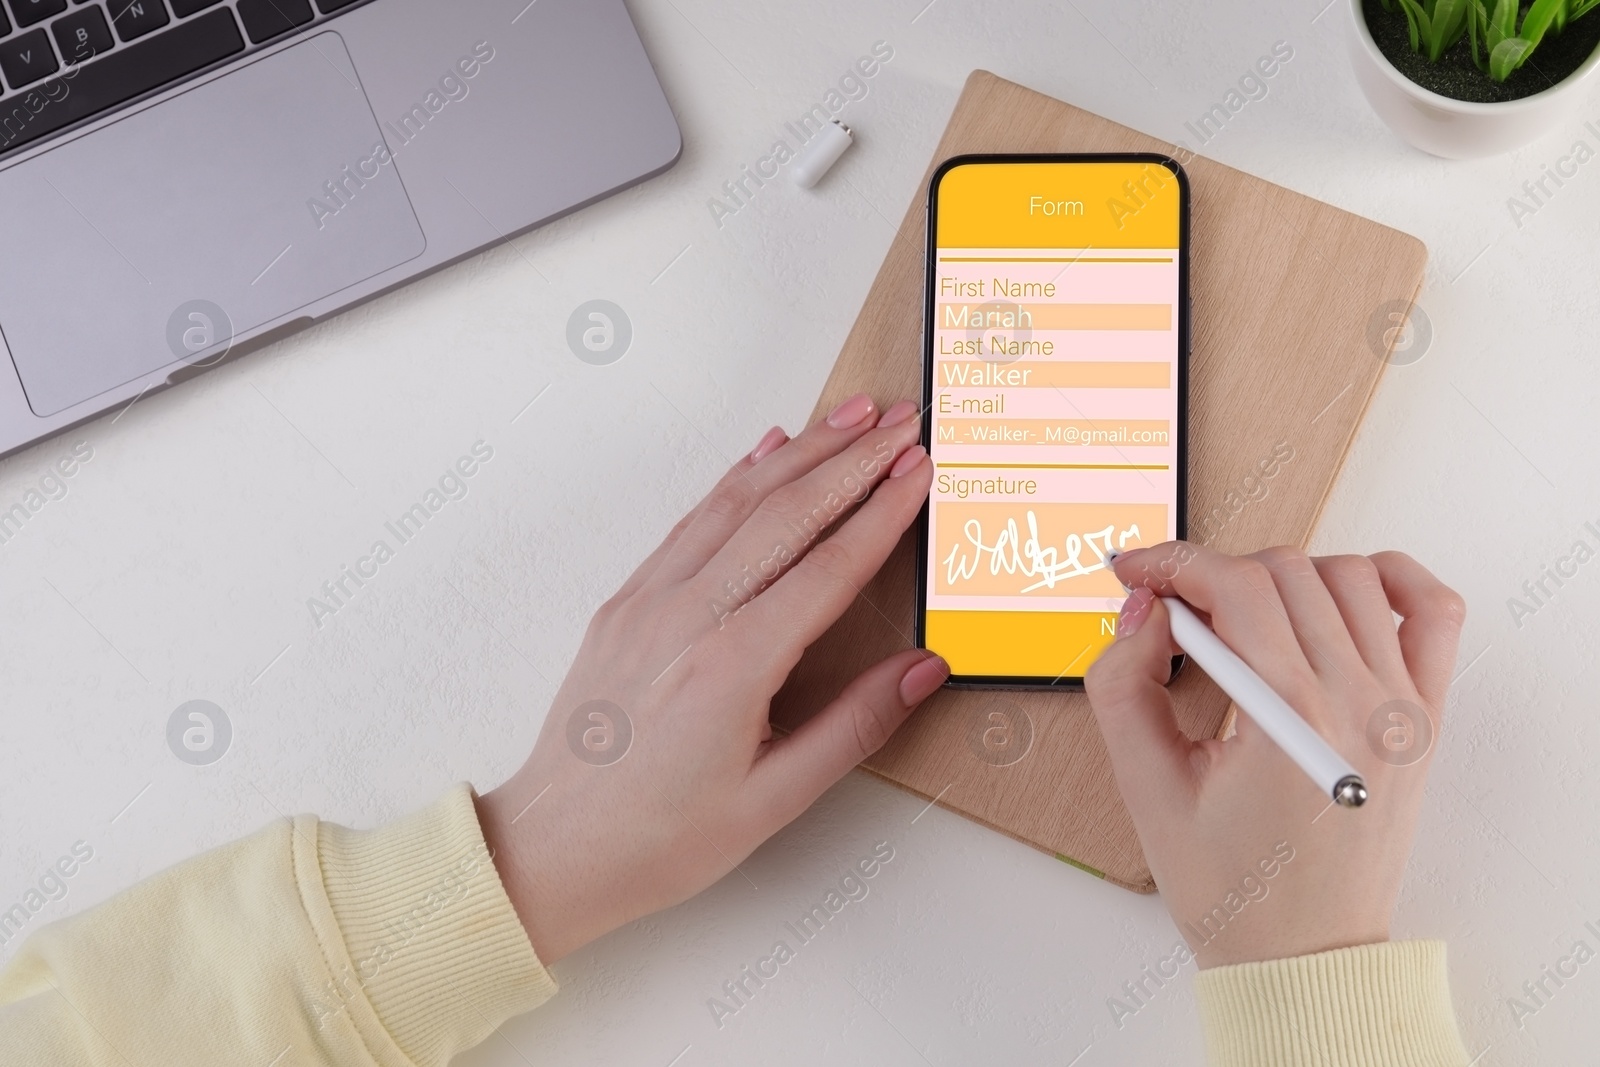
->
[0,32,425,417]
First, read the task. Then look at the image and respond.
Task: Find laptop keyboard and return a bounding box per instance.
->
[0,0,376,157]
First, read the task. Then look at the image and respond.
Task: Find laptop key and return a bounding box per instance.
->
[0,10,243,155]
[0,6,10,38]
[7,0,65,30]
[110,0,169,42]
[236,0,312,43]
[169,0,227,16]
[53,6,114,65]
[0,27,56,88]
[315,0,365,11]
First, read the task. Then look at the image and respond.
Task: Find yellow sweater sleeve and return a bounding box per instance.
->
[1195,940,1470,1066]
[0,784,557,1067]
[0,785,1470,1067]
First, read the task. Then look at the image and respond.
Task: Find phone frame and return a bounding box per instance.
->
[913,152,1191,690]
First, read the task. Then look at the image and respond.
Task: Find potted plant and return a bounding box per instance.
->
[1347,0,1600,156]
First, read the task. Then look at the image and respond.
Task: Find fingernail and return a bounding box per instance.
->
[1117,587,1155,637]
[876,399,918,428]
[748,425,786,463]
[826,392,876,429]
[1108,546,1144,591]
[889,444,927,477]
[899,654,949,705]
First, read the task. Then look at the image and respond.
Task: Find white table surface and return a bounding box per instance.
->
[3,1,1596,1063]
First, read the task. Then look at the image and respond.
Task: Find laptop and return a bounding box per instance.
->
[0,0,681,457]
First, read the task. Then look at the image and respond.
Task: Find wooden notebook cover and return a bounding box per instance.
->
[770,71,1426,892]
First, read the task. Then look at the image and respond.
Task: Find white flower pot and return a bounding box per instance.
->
[1345,0,1600,158]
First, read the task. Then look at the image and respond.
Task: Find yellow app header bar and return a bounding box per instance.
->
[935,160,1182,250]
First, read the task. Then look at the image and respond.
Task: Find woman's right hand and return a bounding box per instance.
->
[1086,542,1466,969]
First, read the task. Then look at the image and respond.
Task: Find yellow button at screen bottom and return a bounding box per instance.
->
[926,609,1119,679]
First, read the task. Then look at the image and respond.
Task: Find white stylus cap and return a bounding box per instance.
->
[789,119,854,188]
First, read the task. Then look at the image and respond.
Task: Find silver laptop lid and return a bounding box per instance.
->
[0,0,680,451]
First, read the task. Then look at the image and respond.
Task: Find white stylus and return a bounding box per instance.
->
[1107,552,1368,808]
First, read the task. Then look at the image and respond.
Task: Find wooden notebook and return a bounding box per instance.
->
[769,71,1427,892]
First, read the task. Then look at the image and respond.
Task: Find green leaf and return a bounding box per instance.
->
[1398,0,1432,50]
[1571,0,1599,18]
[1492,0,1517,41]
[1469,0,1489,69]
[1490,35,1533,79]
[1428,0,1470,59]
[1520,0,1565,51]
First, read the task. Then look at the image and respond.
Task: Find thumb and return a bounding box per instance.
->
[754,649,948,823]
[1085,590,1199,817]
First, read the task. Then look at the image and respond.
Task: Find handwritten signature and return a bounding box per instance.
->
[943,514,1144,593]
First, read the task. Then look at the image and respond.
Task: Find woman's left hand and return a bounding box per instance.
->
[477,394,944,965]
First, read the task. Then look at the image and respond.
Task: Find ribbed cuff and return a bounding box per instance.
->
[1194,940,1468,1067]
[301,785,558,1067]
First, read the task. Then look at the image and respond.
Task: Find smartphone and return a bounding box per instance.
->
[914,153,1189,689]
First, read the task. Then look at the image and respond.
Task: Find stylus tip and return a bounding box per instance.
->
[1334,776,1368,808]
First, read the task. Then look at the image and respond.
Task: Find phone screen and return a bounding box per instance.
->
[917,156,1188,686]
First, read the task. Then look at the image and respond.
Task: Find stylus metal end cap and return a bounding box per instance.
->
[1333,775,1368,808]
